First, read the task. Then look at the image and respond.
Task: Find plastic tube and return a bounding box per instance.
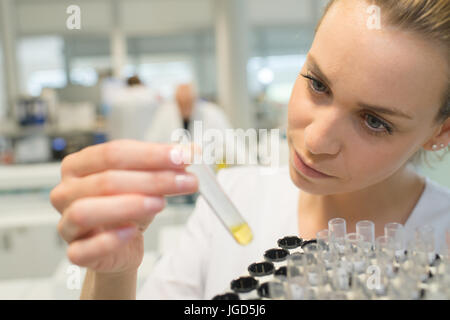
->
[186,162,253,246]
[356,220,375,246]
[384,222,406,260]
[328,218,347,241]
[328,217,347,254]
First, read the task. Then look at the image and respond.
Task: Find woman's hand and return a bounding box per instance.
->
[50,140,198,275]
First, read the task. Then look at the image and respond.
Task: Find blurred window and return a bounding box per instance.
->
[17,36,67,96]
[133,55,194,99]
[0,40,6,120]
[70,56,111,86]
[248,54,307,104]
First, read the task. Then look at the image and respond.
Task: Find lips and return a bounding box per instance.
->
[293,150,333,178]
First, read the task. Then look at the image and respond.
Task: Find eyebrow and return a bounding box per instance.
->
[306,55,332,86]
[357,102,414,120]
[306,54,414,121]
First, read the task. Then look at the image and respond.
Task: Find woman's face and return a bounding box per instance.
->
[287,0,448,195]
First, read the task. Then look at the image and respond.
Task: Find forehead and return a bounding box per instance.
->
[310,0,448,120]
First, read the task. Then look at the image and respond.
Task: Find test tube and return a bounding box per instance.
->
[328,217,347,254]
[186,161,253,246]
[316,229,337,269]
[375,235,391,258]
[316,229,330,252]
[286,253,308,299]
[303,245,327,287]
[384,222,406,261]
[345,233,366,274]
[356,220,375,254]
[415,224,436,265]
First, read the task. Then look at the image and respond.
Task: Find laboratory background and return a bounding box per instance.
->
[0,0,448,300]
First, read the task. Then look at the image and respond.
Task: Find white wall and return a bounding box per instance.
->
[121,0,213,35]
[15,0,324,36]
[248,0,315,26]
[16,0,112,34]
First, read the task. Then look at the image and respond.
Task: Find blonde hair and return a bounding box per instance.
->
[316,0,450,168]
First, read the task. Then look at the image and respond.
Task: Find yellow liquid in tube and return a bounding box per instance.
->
[185,152,253,246]
[230,223,253,246]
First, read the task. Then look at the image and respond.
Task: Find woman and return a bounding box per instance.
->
[50,0,450,299]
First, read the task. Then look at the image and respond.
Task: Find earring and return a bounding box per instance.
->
[440,144,445,148]
[432,144,437,150]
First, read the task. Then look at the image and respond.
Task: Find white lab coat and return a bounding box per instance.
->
[106,85,160,141]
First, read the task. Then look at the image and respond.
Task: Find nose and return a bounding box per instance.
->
[304,109,342,156]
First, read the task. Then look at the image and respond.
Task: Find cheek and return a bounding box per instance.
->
[346,141,411,184]
[288,79,311,128]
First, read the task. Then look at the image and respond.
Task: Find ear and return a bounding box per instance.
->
[423,117,450,151]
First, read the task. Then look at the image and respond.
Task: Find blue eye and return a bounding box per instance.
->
[363,114,393,136]
[311,78,327,93]
[301,73,329,94]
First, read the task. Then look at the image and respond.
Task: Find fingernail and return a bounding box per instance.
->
[116,227,136,241]
[144,197,165,211]
[169,145,191,166]
[175,174,197,190]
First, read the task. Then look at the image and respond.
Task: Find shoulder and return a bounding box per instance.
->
[421,177,450,219]
[406,176,450,253]
[424,177,450,201]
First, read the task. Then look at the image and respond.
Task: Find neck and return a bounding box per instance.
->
[297,163,425,236]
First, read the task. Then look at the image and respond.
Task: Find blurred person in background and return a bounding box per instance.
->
[144,83,232,144]
[106,75,161,141]
[145,82,240,169]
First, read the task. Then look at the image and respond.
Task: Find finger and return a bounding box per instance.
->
[61,140,191,178]
[58,195,165,243]
[67,226,138,268]
[52,169,198,212]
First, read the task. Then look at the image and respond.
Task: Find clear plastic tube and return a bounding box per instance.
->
[328,217,347,240]
[328,217,347,254]
[414,224,435,265]
[356,220,375,247]
[186,162,253,246]
[345,233,366,274]
[286,253,308,299]
[384,222,406,261]
[316,229,330,252]
[316,229,338,269]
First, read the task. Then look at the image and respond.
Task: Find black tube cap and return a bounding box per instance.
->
[230,276,259,293]
[277,236,303,249]
[274,266,287,277]
[300,239,317,248]
[212,292,240,300]
[264,248,290,262]
[257,281,284,299]
[248,261,275,277]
